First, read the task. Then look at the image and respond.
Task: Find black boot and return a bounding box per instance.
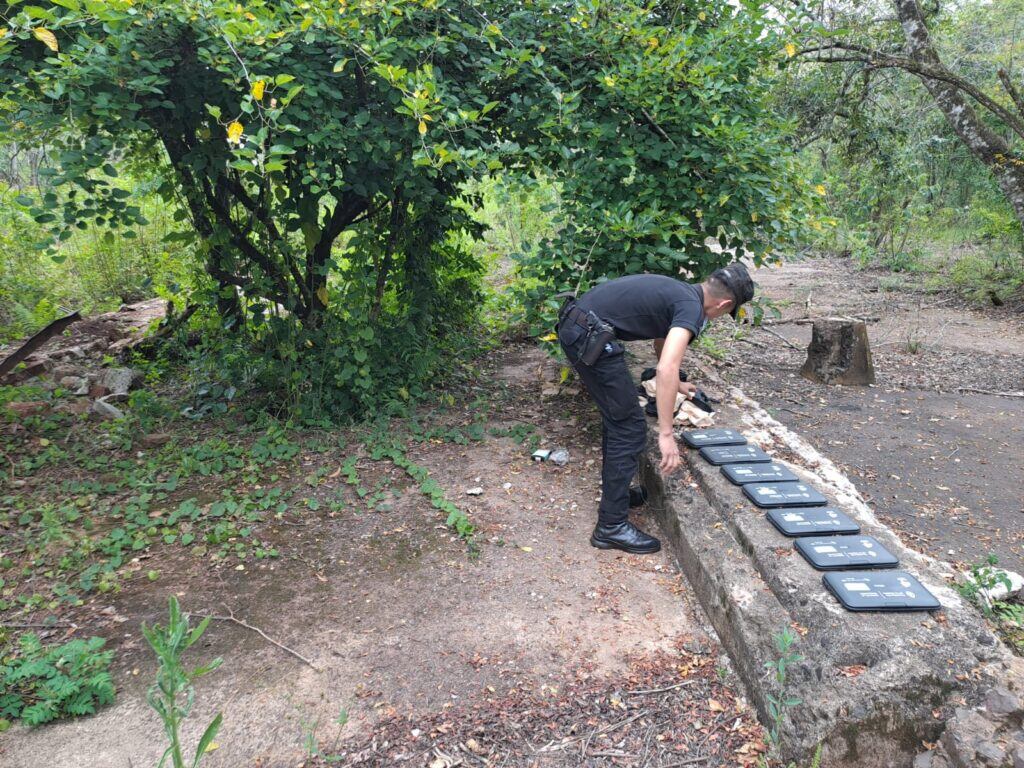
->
[590,521,661,554]
[628,485,648,508]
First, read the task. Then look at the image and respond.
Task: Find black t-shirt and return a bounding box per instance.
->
[576,274,706,342]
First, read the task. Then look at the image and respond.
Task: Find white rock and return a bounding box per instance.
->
[465,487,484,496]
[975,567,1024,603]
[91,397,125,421]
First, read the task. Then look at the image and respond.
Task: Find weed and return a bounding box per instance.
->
[954,554,1024,655]
[758,743,823,768]
[0,633,115,727]
[764,627,802,751]
[301,707,349,763]
[488,422,537,446]
[695,334,727,361]
[142,596,223,768]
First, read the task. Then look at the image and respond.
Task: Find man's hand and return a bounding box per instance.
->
[659,431,680,475]
[679,381,697,399]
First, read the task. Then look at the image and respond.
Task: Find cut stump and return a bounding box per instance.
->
[799,318,875,386]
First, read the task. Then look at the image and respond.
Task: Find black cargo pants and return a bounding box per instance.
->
[557,308,648,526]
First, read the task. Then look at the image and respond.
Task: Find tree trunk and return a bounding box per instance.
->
[893,0,1024,227]
[800,319,875,386]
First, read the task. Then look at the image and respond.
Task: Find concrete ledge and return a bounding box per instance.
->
[640,387,1018,766]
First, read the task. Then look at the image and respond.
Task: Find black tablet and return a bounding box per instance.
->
[721,462,799,486]
[795,535,899,571]
[681,429,747,448]
[823,571,940,612]
[766,508,861,537]
[743,482,828,508]
[699,445,772,465]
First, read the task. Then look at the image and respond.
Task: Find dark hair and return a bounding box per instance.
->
[705,275,733,301]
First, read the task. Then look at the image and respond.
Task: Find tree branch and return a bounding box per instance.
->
[998,68,1024,120]
[200,177,301,313]
[798,42,1024,141]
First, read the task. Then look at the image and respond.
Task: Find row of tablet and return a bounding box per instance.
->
[681,428,941,612]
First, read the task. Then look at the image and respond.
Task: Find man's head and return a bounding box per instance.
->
[702,263,755,320]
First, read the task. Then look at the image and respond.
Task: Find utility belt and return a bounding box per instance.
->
[558,298,616,366]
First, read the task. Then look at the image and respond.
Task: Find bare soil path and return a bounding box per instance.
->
[2,346,766,768]
[704,256,1024,573]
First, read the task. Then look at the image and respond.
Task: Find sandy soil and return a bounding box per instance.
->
[1,347,765,768]
[704,255,1024,573]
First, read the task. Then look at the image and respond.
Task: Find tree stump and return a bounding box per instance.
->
[799,318,875,386]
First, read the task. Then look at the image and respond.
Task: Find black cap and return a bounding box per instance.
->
[710,263,755,319]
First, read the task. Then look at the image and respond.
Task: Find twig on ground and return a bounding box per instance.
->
[539,709,651,754]
[661,756,712,767]
[756,325,801,351]
[626,680,695,696]
[956,387,1024,399]
[779,407,811,418]
[1,621,74,629]
[200,606,318,670]
[762,316,880,325]
[945,446,960,460]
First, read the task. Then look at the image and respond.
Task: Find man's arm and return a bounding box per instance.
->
[654,335,697,398]
[655,327,692,474]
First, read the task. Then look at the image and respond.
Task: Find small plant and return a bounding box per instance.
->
[301,707,349,763]
[758,743,823,768]
[954,554,1012,617]
[954,554,1024,655]
[0,633,115,727]
[142,596,223,768]
[695,333,728,361]
[764,626,802,751]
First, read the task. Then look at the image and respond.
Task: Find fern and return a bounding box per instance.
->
[0,633,115,726]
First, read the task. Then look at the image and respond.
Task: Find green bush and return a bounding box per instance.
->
[0,633,115,727]
[946,249,1024,306]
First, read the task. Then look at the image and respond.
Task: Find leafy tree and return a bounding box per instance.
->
[0,0,810,412]
[0,0,513,328]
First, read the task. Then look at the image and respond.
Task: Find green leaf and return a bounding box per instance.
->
[192,713,223,768]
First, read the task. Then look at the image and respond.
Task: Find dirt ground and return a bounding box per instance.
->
[705,255,1024,574]
[1,348,766,768]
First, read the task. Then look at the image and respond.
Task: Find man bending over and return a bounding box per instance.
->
[556,264,754,554]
